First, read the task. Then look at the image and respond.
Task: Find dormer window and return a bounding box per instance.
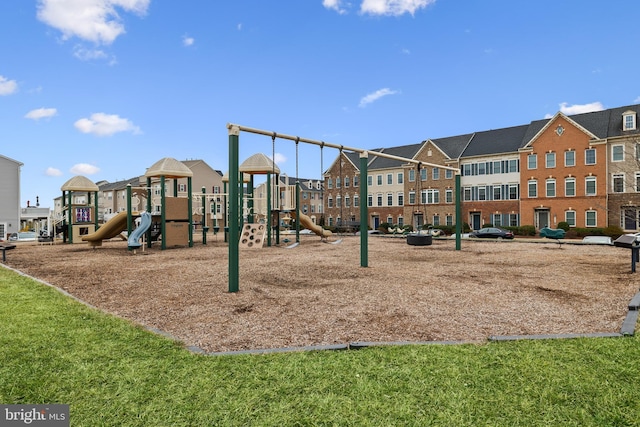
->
[623,110,637,131]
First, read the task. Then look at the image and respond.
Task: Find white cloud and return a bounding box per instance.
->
[360,0,436,16]
[74,112,141,136]
[73,45,111,62]
[237,23,242,31]
[273,153,287,165]
[359,88,399,108]
[36,0,150,45]
[0,75,18,95]
[634,96,640,103]
[45,167,63,177]
[401,48,411,55]
[70,163,100,175]
[25,108,58,120]
[182,35,194,47]
[323,0,348,14]
[559,102,605,115]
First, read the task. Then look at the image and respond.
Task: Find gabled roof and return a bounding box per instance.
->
[98,177,142,192]
[429,133,475,159]
[368,142,422,169]
[606,104,640,138]
[462,125,529,158]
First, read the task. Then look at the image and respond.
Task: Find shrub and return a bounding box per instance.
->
[603,225,624,239]
[557,222,570,232]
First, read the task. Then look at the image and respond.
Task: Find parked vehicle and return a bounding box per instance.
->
[469,227,514,240]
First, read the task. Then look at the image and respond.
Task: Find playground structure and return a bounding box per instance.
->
[226,123,463,293]
[60,175,100,244]
[67,157,194,251]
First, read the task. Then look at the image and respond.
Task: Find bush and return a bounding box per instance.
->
[557,222,570,232]
[603,225,624,239]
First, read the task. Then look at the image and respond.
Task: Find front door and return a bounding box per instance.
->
[536,209,550,229]
[624,208,638,230]
[372,215,380,230]
[471,213,481,230]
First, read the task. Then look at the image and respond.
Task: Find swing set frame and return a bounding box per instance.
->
[227,123,462,293]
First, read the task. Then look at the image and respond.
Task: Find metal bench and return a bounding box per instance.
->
[0,244,16,262]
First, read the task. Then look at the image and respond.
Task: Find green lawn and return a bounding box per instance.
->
[1,267,639,426]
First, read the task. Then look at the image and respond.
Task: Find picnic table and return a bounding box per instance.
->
[0,243,16,262]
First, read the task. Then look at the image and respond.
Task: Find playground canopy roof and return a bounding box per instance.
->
[61,175,99,192]
[239,153,281,175]
[145,157,193,179]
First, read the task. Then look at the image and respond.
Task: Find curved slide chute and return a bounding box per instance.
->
[291,212,332,238]
[82,211,134,246]
[128,212,152,249]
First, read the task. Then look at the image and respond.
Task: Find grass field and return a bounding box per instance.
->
[1,266,640,426]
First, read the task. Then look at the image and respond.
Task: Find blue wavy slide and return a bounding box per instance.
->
[128,212,152,249]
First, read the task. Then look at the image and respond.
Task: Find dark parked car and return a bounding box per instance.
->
[469,227,514,240]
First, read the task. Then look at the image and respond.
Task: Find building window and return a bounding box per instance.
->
[528,154,537,169]
[409,191,416,204]
[420,168,427,181]
[387,193,393,206]
[546,179,556,197]
[565,210,576,227]
[397,192,404,206]
[492,214,502,227]
[336,196,341,207]
[345,195,351,207]
[613,174,625,193]
[376,175,382,185]
[624,112,637,131]
[463,187,472,201]
[445,189,453,203]
[386,174,393,185]
[433,215,440,226]
[398,216,404,227]
[565,150,575,167]
[353,195,359,207]
[585,149,596,165]
[336,177,341,188]
[367,194,373,207]
[565,178,576,197]
[327,178,333,189]
[509,184,519,200]
[586,210,597,227]
[432,168,440,180]
[397,173,403,184]
[344,177,350,187]
[445,215,453,226]
[353,176,359,187]
[423,189,440,204]
[377,194,383,206]
[408,169,415,182]
[612,145,624,162]
[367,175,373,186]
[636,173,640,192]
[545,152,556,168]
[445,169,453,179]
[586,176,597,196]
[528,180,537,198]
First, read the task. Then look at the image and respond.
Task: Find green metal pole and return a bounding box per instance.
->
[188,177,193,247]
[127,184,132,250]
[202,187,207,245]
[228,127,240,292]
[161,176,166,250]
[146,177,152,248]
[223,181,228,243]
[247,175,254,224]
[67,191,73,244]
[94,190,99,231]
[359,151,369,267]
[455,173,462,251]
[266,172,272,247]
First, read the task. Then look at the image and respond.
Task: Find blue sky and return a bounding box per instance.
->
[2,0,640,208]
